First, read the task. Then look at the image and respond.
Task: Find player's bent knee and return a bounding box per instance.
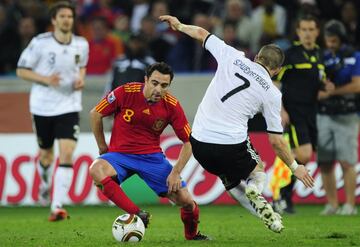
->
[89,160,105,181]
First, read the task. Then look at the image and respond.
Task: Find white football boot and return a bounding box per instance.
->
[246,185,284,233]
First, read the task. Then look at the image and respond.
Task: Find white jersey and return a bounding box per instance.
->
[192,35,283,144]
[17,32,89,116]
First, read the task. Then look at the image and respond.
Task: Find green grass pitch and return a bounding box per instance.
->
[0,205,359,247]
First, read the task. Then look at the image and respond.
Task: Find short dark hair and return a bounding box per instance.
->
[296,14,319,28]
[324,19,347,42]
[49,1,76,19]
[146,62,174,82]
[257,44,284,70]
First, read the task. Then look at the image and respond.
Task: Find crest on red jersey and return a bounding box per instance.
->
[107,91,116,104]
[152,119,165,131]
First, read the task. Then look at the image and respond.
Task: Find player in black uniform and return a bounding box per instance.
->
[275,15,334,213]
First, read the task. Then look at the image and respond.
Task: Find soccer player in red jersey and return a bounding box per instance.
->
[89,62,209,240]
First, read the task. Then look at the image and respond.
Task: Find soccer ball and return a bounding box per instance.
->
[112,214,145,242]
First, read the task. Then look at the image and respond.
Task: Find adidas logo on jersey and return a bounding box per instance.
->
[142,109,150,115]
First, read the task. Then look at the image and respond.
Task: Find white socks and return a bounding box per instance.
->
[246,171,266,193]
[51,165,73,212]
[228,171,267,217]
[228,181,258,216]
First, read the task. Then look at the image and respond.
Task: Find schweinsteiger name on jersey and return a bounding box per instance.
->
[192,35,283,145]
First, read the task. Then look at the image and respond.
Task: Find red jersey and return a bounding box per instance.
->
[95,82,191,154]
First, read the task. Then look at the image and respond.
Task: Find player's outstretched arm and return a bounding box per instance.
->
[159,15,210,44]
[268,133,314,188]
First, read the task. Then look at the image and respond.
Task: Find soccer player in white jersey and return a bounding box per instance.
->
[160,15,314,233]
[16,1,89,221]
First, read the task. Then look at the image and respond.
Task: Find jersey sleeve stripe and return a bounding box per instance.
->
[184,125,191,137]
[124,84,142,89]
[165,94,177,101]
[126,86,142,89]
[124,85,142,92]
[163,95,178,106]
[184,124,191,136]
[294,63,312,69]
[96,103,109,112]
[165,93,175,98]
[164,95,177,101]
[95,99,107,108]
[124,89,142,93]
[17,66,33,70]
[267,130,283,134]
[203,34,212,48]
[95,99,109,112]
[164,98,177,106]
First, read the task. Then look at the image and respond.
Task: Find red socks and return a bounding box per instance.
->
[100,176,140,214]
[180,202,199,240]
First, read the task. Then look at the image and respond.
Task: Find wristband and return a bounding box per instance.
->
[290,160,299,172]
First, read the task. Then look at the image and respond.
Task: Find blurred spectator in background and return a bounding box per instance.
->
[211,0,252,20]
[109,33,155,91]
[149,0,177,53]
[130,0,150,33]
[15,17,37,55]
[150,0,170,33]
[0,4,18,74]
[2,0,359,75]
[167,13,216,72]
[87,16,124,74]
[222,20,242,50]
[112,14,131,44]
[251,0,287,53]
[213,0,252,53]
[139,15,173,63]
[317,20,360,216]
[340,1,359,48]
[222,19,253,58]
[79,0,123,27]
[0,0,48,74]
[18,0,48,33]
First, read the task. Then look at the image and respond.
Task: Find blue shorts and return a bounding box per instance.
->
[99,152,186,196]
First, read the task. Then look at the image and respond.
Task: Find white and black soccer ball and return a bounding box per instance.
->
[112,214,145,242]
